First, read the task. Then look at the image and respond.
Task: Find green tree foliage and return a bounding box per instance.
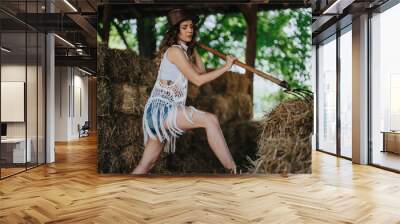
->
[108,18,138,52]
[256,9,312,91]
[254,9,312,116]
[107,10,311,89]
[196,13,247,68]
[106,8,312,118]
[194,9,311,92]
[155,16,168,49]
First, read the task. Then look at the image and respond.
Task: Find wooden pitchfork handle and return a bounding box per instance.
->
[196,42,290,90]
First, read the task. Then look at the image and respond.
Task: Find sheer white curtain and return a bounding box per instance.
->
[318,37,337,154]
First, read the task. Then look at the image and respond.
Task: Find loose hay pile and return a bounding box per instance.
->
[250,98,313,174]
[97,44,164,173]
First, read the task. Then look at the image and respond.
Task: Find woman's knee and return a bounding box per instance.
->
[146,137,163,148]
[203,112,219,127]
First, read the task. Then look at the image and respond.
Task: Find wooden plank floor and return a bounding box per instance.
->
[1,167,26,177]
[1,135,400,224]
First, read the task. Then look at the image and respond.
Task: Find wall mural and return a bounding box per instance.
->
[97,3,313,175]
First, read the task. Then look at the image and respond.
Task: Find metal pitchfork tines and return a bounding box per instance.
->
[196,42,313,101]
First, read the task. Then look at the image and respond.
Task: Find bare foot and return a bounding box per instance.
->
[131,166,147,175]
[224,166,238,175]
[231,167,237,174]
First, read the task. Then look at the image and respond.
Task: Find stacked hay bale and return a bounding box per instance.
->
[97,44,167,173]
[171,72,259,173]
[98,45,260,174]
[188,72,253,122]
[167,120,260,173]
[249,99,313,174]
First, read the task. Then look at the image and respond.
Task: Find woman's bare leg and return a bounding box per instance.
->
[132,107,236,174]
[170,107,237,171]
[131,138,164,174]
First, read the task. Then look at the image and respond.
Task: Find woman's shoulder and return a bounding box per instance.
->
[167,45,184,52]
[166,45,186,61]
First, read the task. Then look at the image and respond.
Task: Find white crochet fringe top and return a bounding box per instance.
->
[142,43,204,153]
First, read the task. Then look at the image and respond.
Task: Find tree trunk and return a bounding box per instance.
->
[137,17,156,59]
[102,2,111,44]
[240,5,258,119]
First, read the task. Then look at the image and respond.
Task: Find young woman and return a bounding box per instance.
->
[131,8,238,175]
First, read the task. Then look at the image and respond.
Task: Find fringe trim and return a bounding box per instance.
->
[142,44,203,153]
[143,100,204,153]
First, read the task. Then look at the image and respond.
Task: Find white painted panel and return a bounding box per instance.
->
[1,82,25,122]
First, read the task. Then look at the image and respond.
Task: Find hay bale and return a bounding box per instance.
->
[98,112,154,173]
[250,99,313,174]
[197,95,233,123]
[239,76,251,94]
[168,120,261,173]
[225,72,242,93]
[235,93,252,120]
[209,74,227,94]
[209,71,244,94]
[211,95,234,123]
[169,129,221,173]
[187,83,200,101]
[108,49,141,83]
[137,57,157,86]
[196,93,252,123]
[200,82,214,95]
[120,143,167,174]
[113,83,148,115]
[97,44,106,77]
[223,121,261,172]
[104,48,158,85]
[112,114,143,145]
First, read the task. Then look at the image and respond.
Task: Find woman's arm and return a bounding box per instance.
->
[167,46,235,87]
[192,49,206,74]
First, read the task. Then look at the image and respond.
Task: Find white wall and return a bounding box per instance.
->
[1,65,27,140]
[55,66,89,141]
[1,63,46,164]
[311,45,316,150]
[72,72,89,138]
[1,65,40,138]
[55,66,69,141]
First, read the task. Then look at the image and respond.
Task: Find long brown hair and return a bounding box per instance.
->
[155,20,197,68]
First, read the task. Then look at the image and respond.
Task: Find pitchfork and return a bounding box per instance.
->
[196,42,313,101]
